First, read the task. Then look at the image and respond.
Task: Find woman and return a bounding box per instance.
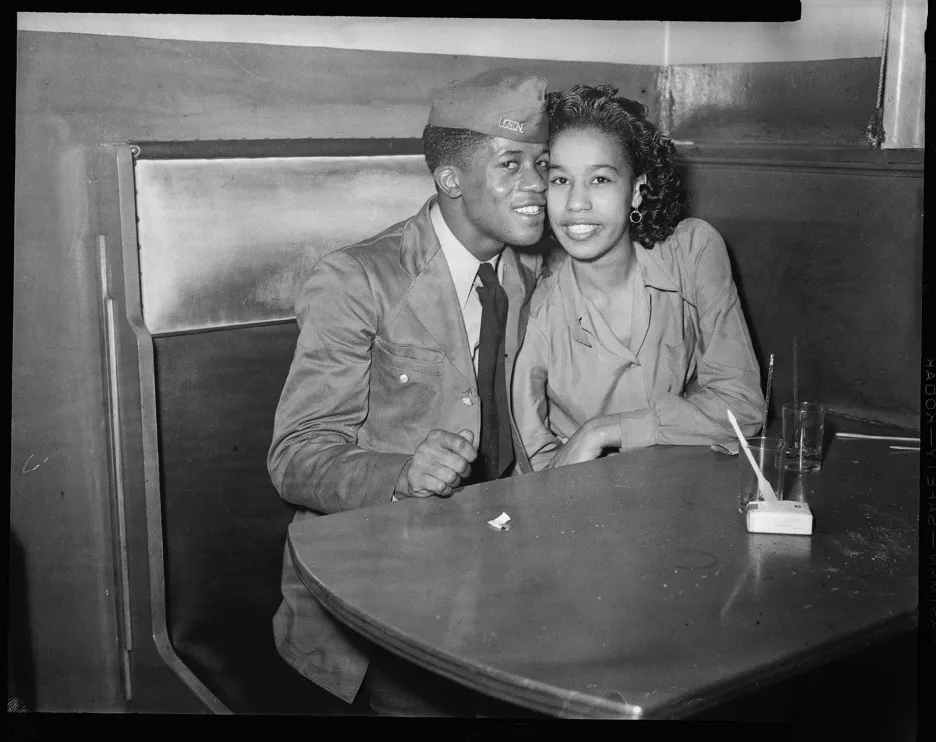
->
[513,84,764,471]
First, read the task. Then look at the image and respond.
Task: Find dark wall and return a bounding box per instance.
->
[681,148,922,429]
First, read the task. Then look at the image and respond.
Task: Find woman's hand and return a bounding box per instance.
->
[547,415,623,469]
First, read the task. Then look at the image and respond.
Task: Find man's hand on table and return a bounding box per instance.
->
[395,429,477,498]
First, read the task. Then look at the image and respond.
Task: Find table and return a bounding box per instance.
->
[287,416,919,719]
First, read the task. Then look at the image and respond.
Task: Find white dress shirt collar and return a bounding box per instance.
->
[430,202,501,307]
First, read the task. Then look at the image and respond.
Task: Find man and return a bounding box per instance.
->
[268,68,550,716]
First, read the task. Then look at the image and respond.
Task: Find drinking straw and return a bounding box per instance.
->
[835,433,919,442]
[727,409,778,502]
[792,338,798,409]
[762,353,775,433]
[793,338,803,467]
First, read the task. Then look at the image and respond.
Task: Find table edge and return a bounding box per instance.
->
[287,531,643,719]
[647,613,918,719]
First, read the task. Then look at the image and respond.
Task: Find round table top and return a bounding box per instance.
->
[288,418,918,718]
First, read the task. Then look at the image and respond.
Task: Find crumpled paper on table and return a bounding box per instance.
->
[487,512,511,531]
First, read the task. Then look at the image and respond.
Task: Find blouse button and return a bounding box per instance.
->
[399,373,409,384]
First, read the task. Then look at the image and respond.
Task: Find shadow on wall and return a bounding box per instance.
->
[719,237,764,362]
[8,529,35,710]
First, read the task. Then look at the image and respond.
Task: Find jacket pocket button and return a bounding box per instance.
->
[399,373,409,384]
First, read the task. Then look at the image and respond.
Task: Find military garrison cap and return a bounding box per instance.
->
[428,68,548,143]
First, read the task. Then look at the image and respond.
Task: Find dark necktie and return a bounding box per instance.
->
[471,262,514,483]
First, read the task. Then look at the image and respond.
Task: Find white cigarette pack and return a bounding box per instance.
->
[745,500,813,535]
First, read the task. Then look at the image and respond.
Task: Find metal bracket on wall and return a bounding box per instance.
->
[97,233,134,702]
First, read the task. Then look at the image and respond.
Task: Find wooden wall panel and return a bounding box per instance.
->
[665,59,881,146]
[11,100,124,712]
[16,31,660,142]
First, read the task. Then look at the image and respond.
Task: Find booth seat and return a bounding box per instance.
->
[154,322,373,714]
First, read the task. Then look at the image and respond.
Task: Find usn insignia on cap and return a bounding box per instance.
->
[497,117,525,134]
[427,68,548,143]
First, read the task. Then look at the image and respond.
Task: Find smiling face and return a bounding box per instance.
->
[447,136,550,260]
[547,127,645,262]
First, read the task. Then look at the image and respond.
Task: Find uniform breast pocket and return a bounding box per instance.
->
[369,338,443,442]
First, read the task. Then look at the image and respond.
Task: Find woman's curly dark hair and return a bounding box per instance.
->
[546,84,686,249]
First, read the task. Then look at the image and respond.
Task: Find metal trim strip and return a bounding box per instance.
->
[132,138,425,160]
[675,144,923,175]
[115,145,231,715]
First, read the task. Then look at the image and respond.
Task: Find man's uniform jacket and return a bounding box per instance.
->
[267,196,542,702]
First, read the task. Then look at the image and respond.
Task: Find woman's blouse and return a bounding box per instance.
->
[513,218,765,471]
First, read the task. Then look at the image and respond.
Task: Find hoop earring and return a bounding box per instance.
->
[629,209,642,225]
